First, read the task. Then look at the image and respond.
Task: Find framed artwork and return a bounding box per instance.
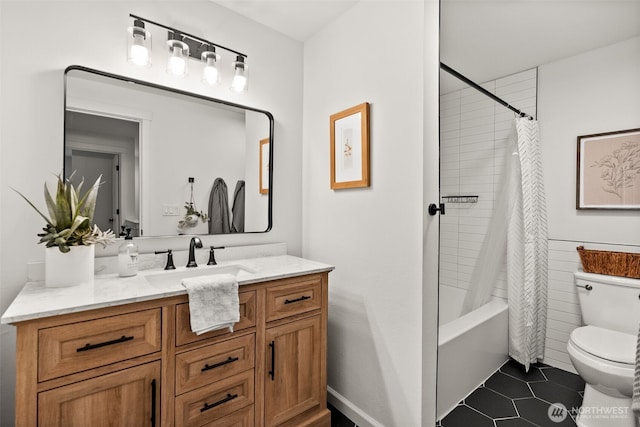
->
[259,137,269,195]
[330,102,370,189]
[577,128,640,209]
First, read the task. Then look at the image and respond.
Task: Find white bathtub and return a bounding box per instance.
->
[436,285,509,420]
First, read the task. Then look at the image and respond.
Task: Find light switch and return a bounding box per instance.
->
[162,204,181,216]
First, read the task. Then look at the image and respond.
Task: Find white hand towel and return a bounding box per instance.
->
[633,322,640,417]
[182,273,239,335]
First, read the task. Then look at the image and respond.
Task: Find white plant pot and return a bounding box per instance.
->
[45,245,95,288]
[177,218,208,235]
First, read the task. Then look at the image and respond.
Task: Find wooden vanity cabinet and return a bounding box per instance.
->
[38,361,160,426]
[13,272,329,427]
[265,316,323,427]
[263,276,327,427]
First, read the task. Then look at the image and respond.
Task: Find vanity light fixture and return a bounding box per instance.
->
[127,18,151,67]
[166,32,189,77]
[127,14,249,92]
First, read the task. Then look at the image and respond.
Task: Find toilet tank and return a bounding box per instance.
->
[574,270,640,335]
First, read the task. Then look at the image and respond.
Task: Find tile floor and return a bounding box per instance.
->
[329,359,585,427]
[437,359,585,427]
[329,403,358,427]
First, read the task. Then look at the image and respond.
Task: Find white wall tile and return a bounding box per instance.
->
[435,69,606,377]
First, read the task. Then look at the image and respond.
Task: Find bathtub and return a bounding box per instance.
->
[436,285,509,420]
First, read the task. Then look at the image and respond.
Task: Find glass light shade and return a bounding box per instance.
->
[231,57,249,93]
[201,50,221,85]
[127,24,151,67]
[167,39,189,76]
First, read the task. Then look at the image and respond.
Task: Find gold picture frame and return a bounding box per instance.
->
[330,102,370,189]
[259,137,270,195]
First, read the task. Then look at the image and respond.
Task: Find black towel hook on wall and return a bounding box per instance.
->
[428,203,445,216]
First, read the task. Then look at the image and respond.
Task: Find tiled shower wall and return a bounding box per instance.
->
[439,68,537,300]
[439,68,640,373]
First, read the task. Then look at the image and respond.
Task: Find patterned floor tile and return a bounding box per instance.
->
[438,359,585,427]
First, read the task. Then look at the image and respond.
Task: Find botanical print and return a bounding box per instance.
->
[341,128,354,170]
[591,141,640,199]
[334,112,362,183]
[581,130,640,208]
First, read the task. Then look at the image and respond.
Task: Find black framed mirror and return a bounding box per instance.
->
[63,65,273,238]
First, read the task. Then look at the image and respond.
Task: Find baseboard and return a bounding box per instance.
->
[327,386,385,427]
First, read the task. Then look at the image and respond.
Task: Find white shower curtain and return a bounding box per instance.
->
[460,117,548,371]
[508,118,548,371]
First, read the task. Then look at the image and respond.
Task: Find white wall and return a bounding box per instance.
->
[0,3,4,422]
[0,2,302,424]
[539,36,640,245]
[302,1,440,425]
[538,36,640,372]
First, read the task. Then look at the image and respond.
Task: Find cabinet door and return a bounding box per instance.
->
[264,316,322,427]
[38,361,160,427]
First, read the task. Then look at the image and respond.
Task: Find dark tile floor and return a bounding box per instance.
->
[437,359,585,427]
[329,402,359,427]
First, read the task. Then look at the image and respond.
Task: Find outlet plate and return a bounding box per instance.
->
[162,204,181,216]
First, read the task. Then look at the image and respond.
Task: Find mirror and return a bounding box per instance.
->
[64,65,273,238]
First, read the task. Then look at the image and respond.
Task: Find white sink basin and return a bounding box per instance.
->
[145,264,255,288]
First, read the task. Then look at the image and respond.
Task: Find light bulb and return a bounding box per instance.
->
[168,47,187,75]
[166,38,189,77]
[127,19,151,67]
[201,50,220,85]
[231,73,247,92]
[230,56,248,93]
[130,34,149,66]
[203,66,219,85]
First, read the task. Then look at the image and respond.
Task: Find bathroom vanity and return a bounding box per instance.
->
[2,255,333,427]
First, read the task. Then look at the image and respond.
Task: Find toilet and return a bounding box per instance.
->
[568,270,640,427]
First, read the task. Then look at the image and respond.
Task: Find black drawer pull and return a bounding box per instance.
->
[269,341,275,381]
[76,335,134,352]
[200,393,238,412]
[150,379,157,427]
[284,295,311,304]
[201,356,239,372]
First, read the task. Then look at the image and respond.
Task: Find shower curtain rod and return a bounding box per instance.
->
[440,62,535,120]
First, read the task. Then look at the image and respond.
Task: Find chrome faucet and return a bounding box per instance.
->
[186,236,203,268]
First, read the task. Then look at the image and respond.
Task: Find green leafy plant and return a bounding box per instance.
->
[13,173,116,253]
[177,201,209,229]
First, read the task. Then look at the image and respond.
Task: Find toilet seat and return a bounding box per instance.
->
[570,326,636,365]
[568,339,634,398]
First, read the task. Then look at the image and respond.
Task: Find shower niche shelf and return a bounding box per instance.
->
[441,195,478,204]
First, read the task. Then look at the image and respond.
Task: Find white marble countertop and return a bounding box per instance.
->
[1,255,334,324]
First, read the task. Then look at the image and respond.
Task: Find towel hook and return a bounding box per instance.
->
[428,203,445,216]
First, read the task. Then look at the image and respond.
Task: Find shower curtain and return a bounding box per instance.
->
[508,118,548,371]
[460,117,548,371]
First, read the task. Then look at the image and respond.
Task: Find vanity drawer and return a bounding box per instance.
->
[38,309,161,382]
[265,277,322,322]
[175,369,254,427]
[199,405,254,427]
[176,291,256,347]
[176,334,255,395]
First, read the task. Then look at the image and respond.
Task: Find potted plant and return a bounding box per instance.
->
[177,201,209,229]
[14,173,115,287]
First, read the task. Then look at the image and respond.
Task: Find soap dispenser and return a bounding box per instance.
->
[118,229,139,277]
